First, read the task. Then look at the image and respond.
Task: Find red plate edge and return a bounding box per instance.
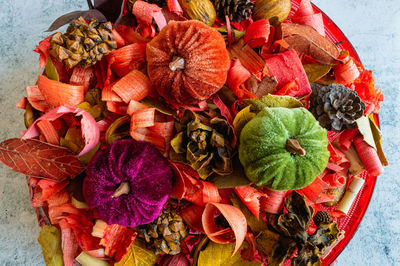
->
[290,1,379,265]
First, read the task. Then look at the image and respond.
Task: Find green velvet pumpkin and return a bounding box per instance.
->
[239,107,329,190]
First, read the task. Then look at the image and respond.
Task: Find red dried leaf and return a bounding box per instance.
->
[229,40,265,75]
[0,138,84,182]
[338,128,359,150]
[202,202,247,255]
[102,83,123,102]
[107,43,147,77]
[244,19,271,48]
[298,173,329,203]
[260,188,286,214]
[292,0,325,36]
[34,36,51,68]
[131,108,155,129]
[180,204,205,232]
[167,0,183,15]
[132,0,167,30]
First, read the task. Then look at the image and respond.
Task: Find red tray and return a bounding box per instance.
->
[290,1,378,265]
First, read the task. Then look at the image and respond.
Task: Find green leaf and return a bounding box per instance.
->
[197,241,261,266]
[303,63,332,83]
[115,239,158,266]
[37,226,64,266]
[230,192,268,233]
[45,58,59,81]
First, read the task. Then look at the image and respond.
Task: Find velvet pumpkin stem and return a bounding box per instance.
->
[286,138,306,156]
[112,182,130,198]
[169,56,185,71]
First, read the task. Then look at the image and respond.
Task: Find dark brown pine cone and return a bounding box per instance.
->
[214,0,254,23]
[50,17,116,68]
[138,208,188,255]
[313,211,332,227]
[310,83,366,132]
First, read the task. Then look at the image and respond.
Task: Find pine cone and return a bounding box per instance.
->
[313,211,332,227]
[310,83,366,132]
[138,209,188,255]
[50,17,116,68]
[214,0,254,23]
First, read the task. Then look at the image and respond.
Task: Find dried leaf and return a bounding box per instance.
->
[75,251,110,266]
[369,115,388,166]
[0,138,84,182]
[212,157,251,189]
[279,23,340,65]
[38,225,63,266]
[115,239,158,266]
[46,10,107,32]
[140,97,177,118]
[230,192,268,233]
[197,241,261,266]
[45,57,60,81]
[303,63,332,83]
[356,116,376,149]
[229,39,265,75]
[256,230,296,265]
[232,106,256,138]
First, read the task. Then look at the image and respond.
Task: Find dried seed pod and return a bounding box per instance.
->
[179,0,217,26]
[253,0,291,25]
[313,211,332,227]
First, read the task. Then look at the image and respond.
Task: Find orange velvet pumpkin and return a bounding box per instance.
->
[146,20,230,106]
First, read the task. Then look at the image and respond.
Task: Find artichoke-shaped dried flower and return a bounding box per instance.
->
[170,109,234,179]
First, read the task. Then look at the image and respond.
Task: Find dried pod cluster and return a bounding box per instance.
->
[50,17,116,68]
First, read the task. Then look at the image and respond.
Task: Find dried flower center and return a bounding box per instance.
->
[169,56,185,71]
[112,181,130,198]
[286,138,306,156]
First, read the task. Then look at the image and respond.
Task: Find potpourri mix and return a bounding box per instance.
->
[0,0,387,265]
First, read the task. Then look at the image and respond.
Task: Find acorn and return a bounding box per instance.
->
[179,0,217,26]
[253,0,291,25]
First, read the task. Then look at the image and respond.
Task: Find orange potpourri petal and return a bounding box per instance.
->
[202,202,247,255]
[26,85,49,112]
[111,70,153,103]
[38,75,84,109]
[233,186,268,220]
[243,19,271,49]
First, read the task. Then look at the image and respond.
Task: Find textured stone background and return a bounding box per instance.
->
[0,0,398,265]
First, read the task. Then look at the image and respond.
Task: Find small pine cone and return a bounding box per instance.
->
[138,208,188,255]
[310,83,366,132]
[313,211,332,227]
[214,0,254,23]
[50,17,116,68]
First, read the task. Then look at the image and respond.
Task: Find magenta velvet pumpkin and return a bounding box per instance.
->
[83,139,173,227]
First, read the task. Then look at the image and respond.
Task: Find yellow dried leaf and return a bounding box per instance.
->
[303,63,332,84]
[115,240,158,266]
[233,105,256,137]
[45,58,59,81]
[197,242,261,266]
[78,142,101,164]
[77,102,102,120]
[369,115,388,166]
[37,225,63,266]
[60,127,85,154]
